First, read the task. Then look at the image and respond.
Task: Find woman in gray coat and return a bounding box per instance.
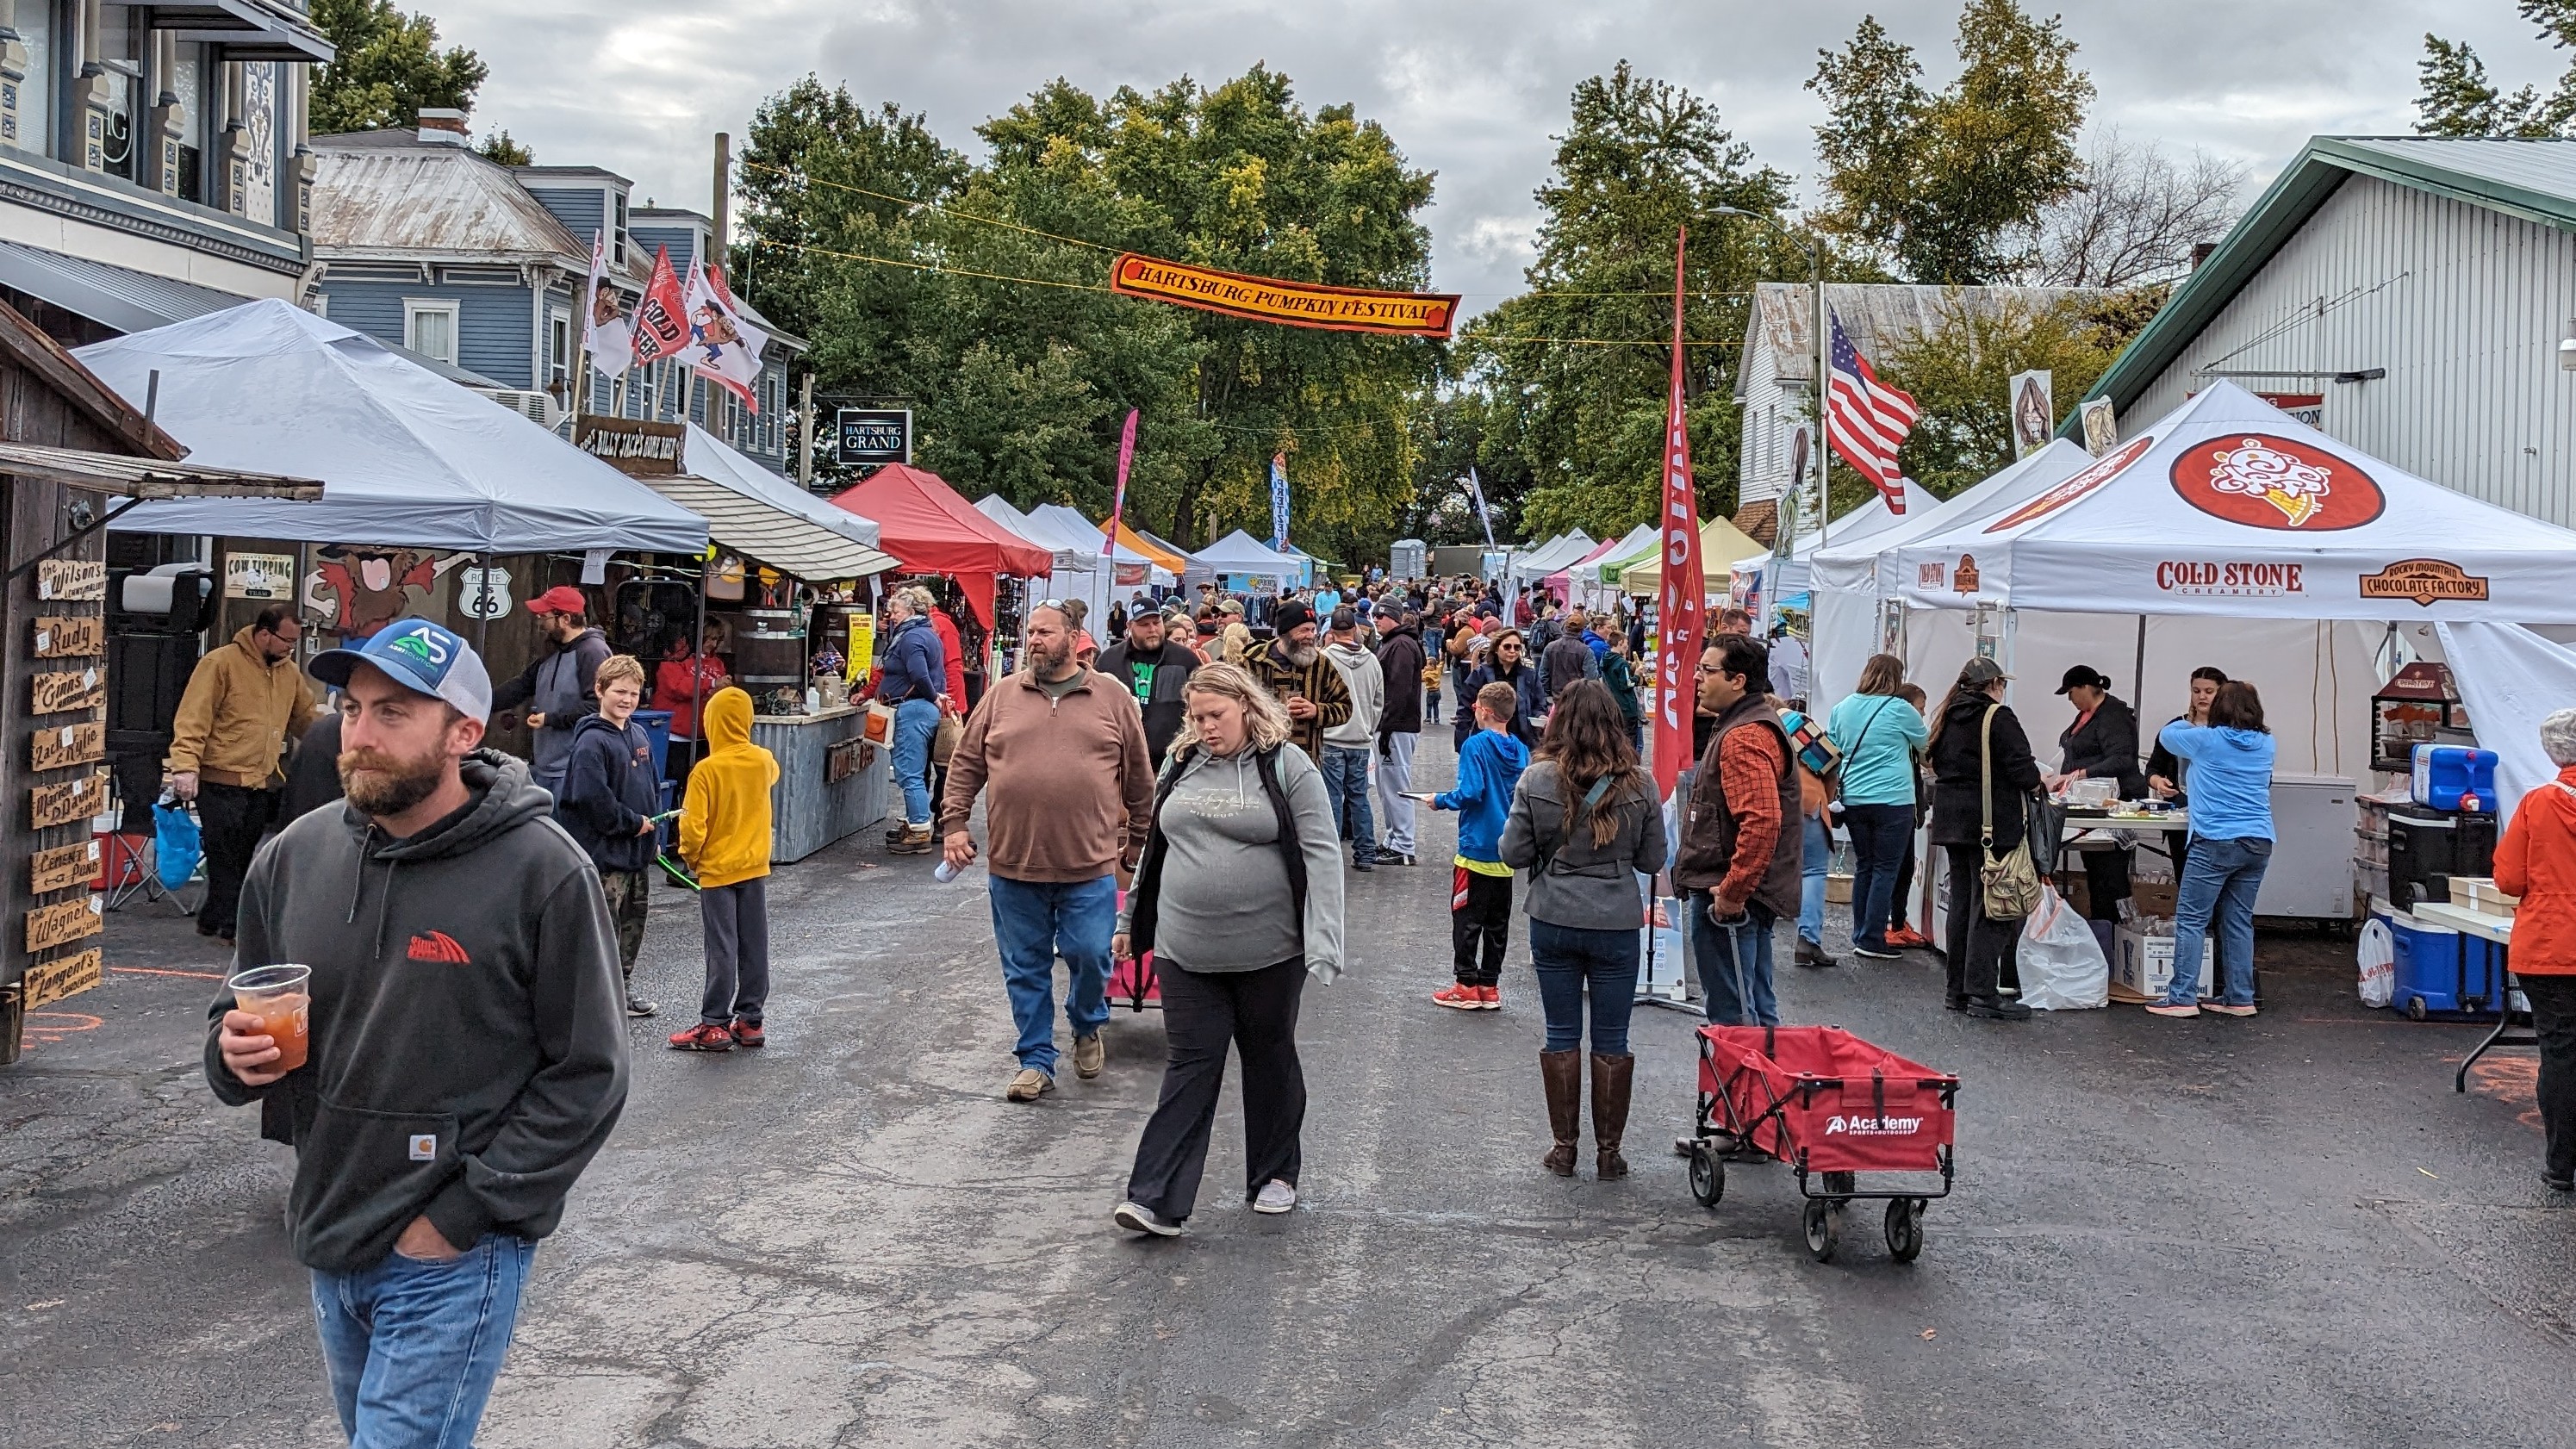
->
[1500,681,1668,1180]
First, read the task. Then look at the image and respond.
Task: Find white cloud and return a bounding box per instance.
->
[426,0,2543,300]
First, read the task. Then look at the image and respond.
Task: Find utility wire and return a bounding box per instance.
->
[756,237,1117,295]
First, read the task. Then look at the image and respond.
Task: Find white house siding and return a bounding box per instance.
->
[1734,327,1802,505]
[2128,174,2576,526]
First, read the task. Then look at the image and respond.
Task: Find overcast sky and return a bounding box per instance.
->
[446,0,2541,304]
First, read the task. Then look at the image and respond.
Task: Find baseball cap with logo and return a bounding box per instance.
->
[309,618,494,719]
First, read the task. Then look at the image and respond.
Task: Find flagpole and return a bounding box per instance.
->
[1812,240,1829,552]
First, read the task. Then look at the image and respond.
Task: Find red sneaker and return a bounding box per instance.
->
[1887,925,1933,948]
[668,1022,734,1052]
[1432,982,1483,1011]
[1478,986,1503,1010]
[730,1019,767,1048]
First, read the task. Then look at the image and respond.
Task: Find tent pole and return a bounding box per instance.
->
[692,568,708,773]
[474,550,493,656]
[2132,614,2147,714]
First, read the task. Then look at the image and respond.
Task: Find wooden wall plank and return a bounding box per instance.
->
[22,946,100,1006]
[29,720,103,771]
[24,894,99,952]
[33,615,103,657]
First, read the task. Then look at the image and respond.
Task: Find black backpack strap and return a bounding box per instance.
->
[1127,744,1198,955]
[1254,744,1309,945]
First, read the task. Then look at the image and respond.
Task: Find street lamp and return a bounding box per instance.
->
[1712,205,1829,550]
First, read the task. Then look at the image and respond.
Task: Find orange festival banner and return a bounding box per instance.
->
[1110,254,1460,339]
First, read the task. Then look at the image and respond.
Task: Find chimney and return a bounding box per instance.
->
[416,108,469,146]
[2190,242,2218,271]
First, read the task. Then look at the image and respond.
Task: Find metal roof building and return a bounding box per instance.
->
[2071,136,2576,527]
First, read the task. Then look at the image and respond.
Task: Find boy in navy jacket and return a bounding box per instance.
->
[1432,681,1530,1011]
[559,654,662,1017]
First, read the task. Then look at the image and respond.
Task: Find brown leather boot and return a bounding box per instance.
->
[1540,1049,1583,1176]
[1590,1052,1634,1179]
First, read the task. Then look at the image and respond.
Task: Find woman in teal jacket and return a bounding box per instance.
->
[1826,654,1930,959]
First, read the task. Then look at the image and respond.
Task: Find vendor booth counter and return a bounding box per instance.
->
[754,705,890,864]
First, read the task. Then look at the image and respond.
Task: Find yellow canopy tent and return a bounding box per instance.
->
[1615,515,1765,595]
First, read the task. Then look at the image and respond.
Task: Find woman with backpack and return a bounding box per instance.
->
[1111,662,1346,1238]
[1498,682,1667,1180]
[1926,656,2044,1020]
[1829,654,1932,961]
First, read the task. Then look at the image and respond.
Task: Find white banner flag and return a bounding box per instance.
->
[583,232,632,381]
[682,260,768,411]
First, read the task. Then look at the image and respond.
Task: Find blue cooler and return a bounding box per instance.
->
[2389,911,2504,1019]
[2412,744,2498,814]
[633,709,674,779]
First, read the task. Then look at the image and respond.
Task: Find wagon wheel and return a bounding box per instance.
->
[1884,1198,1924,1263]
[2406,996,2429,1023]
[1822,1171,1856,1201]
[1802,1198,1838,1262]
[1689,1143,1726,1207]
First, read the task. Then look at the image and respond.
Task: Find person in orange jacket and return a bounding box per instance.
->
[668,687,778,1053]
[2495,707,2576,1191]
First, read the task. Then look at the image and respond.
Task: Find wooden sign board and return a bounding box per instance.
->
[34,558,106,601]
[31,666,103,714]
[22,947,102,1008]
[25,894,101,953]
[28,838,98,893]
[30,720,104,771]
[30,770,107,830]
[574,414,685,476]
[33,615,104,657]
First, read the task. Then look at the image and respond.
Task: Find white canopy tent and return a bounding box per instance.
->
[1816,384,2576,780]
[1733,478,1939,624]
[1508,532,1596,594]
[974,495,1178,628]
[76,299,706,553]
[684,426,886,552]
[1561,523,1655,613]
[1191,529,1307,588]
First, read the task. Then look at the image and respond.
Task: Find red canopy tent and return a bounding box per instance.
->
[828,463,1053,625]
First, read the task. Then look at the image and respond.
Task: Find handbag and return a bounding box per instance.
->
[1977,706,2044,922]
[862,701,895,744]
[930,710,963,765]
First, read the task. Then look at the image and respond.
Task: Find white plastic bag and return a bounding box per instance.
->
[2356,917,2396,1009]
[2019,886,2110,1010]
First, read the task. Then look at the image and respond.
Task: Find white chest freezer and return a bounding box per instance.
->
[2255,773,2356,918]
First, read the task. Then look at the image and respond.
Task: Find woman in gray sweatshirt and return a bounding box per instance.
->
[1112,662,1344,1238]
[1499,681,1668,1181]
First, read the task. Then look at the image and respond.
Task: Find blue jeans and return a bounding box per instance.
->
[311,1234,534,1449]
[1320,745,1378,862]
[1797,814,1830,945]
[988,873,1115,1074]
[1691,893,1780,1026]
[1842,803,1913,952]
[892,698,941,826]
[1529,919,1640,1053]
[2165,836,2268,1006]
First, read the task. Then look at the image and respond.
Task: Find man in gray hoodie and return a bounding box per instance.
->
[489,585,613,795]
[1320,606,1385,871]
[207,617,628,1447]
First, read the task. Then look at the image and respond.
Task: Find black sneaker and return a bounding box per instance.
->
[625,994,659,1018]
[1966,998,2033,1021]
[2548,1173,2574,1193]
[1851,942,1902,961]
[1352,858,1375,873]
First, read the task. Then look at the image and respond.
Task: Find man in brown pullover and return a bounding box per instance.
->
[941,604,1154,1101]
[165,604,318,942]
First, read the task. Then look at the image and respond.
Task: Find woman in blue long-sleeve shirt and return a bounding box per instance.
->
[2147,681,2275,1019]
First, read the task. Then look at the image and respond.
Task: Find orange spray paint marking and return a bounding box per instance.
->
[2467,1056,2546,1131]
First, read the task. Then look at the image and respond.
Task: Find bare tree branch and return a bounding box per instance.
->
[2027,128,2245,286]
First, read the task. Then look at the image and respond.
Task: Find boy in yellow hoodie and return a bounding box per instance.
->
[669,687,780,1051]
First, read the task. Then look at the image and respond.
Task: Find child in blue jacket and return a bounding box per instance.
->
[1433,681,1531,1011]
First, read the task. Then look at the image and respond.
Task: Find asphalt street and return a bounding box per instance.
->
[9,725,2576,1448]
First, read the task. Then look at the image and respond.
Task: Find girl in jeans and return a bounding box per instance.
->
[2146,681,2275,1019]
[1497,683,1668,1180]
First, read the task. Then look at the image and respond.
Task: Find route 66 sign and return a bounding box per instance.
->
[457,564,513,620]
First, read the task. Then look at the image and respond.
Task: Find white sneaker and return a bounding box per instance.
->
[1253,1178,1297,1215]
[1113,1201,1180,1237]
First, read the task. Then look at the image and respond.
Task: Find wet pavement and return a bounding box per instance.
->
[7,727,2576,1447]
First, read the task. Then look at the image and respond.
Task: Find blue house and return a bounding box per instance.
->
[0,0,330,345]
[306,112,804,470]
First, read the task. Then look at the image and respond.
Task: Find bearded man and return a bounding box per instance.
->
[203,617,629,1448]
[1245,600,1351,760]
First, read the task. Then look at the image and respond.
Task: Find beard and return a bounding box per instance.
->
[1280,640,1318,669]
[1028,636,1075,675]
[339,744,447,817]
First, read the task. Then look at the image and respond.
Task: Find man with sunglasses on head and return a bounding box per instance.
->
[1671,633,1800,1027]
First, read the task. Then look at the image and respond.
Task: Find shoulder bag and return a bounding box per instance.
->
[1978,706,2044,922]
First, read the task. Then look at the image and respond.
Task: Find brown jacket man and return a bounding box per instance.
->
[1244,600,1351,759]
[165,606,318,941]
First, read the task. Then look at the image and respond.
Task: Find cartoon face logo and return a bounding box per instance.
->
[2172,432,2383,531]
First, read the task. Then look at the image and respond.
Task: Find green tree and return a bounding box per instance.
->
[1808,0,2094,283]
[1458,63,1806,540]
[307,0,488,136]
[475,129,532,166]
[2418,3,2576,137]
[1876,288,2162,495]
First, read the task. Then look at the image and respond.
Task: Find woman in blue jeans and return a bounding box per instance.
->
[1827,654,1931,961]
[2147,681,2276,1018]
[1499,683,1668,1180]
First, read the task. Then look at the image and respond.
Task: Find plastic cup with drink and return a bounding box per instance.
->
[227,963,313,1073]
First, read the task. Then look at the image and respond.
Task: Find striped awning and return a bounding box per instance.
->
[637,474,896,581]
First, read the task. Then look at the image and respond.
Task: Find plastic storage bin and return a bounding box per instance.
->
[2412,745,2498,814]
[2388,911,2504,1019]
[2386,806,2498,910]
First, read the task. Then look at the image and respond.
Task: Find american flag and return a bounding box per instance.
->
[1824,310,1917,513]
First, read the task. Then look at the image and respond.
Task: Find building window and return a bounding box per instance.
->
[404,300,459,366]
[547,306,571,400]
[613,191,628,265]
[12,1,53,157]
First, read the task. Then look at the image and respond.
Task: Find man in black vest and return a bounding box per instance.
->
[1671,634,1801,1026]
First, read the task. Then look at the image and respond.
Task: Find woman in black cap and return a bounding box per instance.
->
[1927,657,2043,1019]
[2053,664,2147,927]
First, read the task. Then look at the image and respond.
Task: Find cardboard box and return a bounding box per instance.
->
[2110,921,2212,1004]
[2131,879,2178,919]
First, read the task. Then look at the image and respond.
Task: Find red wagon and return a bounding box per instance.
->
[1686,1024,1958,1262]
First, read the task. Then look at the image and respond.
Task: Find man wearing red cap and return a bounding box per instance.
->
[491,586,613,796]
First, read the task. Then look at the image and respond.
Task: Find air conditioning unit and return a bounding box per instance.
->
[477,389,560,429]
